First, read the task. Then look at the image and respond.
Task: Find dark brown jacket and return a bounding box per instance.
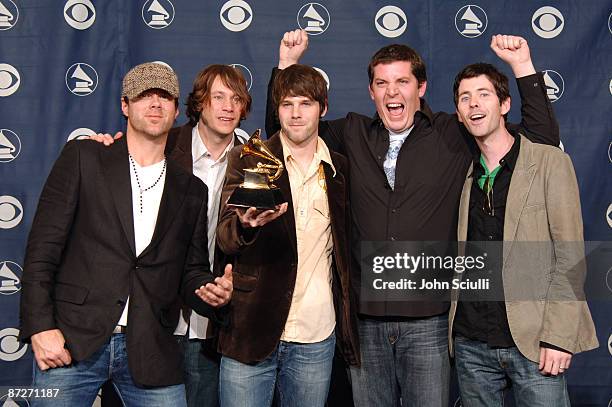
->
[216,133,360,366]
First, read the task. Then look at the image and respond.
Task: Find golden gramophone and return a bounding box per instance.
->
[227,129,285,210]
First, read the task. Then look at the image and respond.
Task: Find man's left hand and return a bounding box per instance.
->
[539,346,572,376]
[195,263,233,307]
[490,34,536,78]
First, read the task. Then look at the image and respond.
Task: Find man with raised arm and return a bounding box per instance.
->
[266,31,559,406]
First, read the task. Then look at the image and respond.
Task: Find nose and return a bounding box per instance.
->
[386,83,399,97]
[221,97,234,111]
[291,104,301,118]
[469,96,479,108]
[148,94,162,108]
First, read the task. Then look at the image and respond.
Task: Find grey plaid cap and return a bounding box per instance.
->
[121,62,179,100]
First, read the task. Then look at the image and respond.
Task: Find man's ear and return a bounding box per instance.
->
[501,96,511,116]
[456,108,464,123]
[121,98,129,117]
[418,81,427,98]
[320,100,328,118]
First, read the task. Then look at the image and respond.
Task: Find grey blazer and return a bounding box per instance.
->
[449,135,598,362]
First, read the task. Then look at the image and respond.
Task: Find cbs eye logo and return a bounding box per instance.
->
[0,0,19,31]
[0,195,23,229]
[220,0,253,32]
[532,6,564,39]
[0,63,20,97]
[64,0,96,30]
[0,328,28,362]
[375,6,407,38]
[142,0,174,29]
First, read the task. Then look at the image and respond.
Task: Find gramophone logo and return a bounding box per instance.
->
[297,3,330,36]
[0,328,28,362]
[374,6,407,38]
[229,63,253,91]
[609,12,611,35]
[0,0,18,31]
[608,141,612,164]
[532,6,564,39]
[0,129,21,163]
[455,5,487,38]
[220,0,253,32]
[0,63,20,97]
[63,0,95,30]
[313,67,330,90]
[142,0,175,29]
[0,195,22,229]
[65,63,98,96]
[607,203,612,228]
[542,70,564,102]
[0,394,30,407]
[0,261,21,295]
[609,78,612,96]
[67,127,96,141]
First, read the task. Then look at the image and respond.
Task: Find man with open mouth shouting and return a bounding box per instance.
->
[266,32,560,407]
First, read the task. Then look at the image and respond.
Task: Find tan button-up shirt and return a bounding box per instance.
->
[279,134,336,343]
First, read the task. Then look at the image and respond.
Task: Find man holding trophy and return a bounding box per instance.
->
[215,64,360,407]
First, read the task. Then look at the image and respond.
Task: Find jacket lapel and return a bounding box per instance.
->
[139,159,190,258]
[166,124,194,173]
[267,134,298,256]
[458,163,474,244]
[503,135,537,266]
[101,137,137,256]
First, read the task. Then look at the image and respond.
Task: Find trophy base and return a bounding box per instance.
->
[227,186,285,210]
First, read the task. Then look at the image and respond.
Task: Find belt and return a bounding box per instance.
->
[112,325,127,334]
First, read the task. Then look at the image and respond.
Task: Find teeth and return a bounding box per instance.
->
[470,114,485,120]
[387,103,403,108]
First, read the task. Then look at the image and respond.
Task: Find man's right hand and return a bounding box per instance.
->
[235,203,288,228]
[279,29,308,69]
[31,329,72,371]
[89,131,124,146]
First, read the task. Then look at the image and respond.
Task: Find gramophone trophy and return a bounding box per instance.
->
[227,129,285,210]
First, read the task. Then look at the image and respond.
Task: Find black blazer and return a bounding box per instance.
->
[19,137,217,387]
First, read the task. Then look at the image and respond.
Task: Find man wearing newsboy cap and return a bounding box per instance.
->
[19,62,233,407]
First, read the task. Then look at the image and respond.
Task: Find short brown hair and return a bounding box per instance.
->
[368,44,427,86]
[272,64,328,114]
[453,63,510,107]
[185,64,252,126]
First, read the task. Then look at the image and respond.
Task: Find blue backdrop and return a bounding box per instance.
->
[0,1,610,405]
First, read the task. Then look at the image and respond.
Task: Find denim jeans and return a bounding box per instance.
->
[349,314,450,407]
[31,334,187,407]
[454,336,570,407]
[176,336,220,407]
[219,332,335,407]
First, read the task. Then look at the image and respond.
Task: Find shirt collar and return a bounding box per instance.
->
[280,132,336,177]
[191,125,235,163]
[472,130,520,171]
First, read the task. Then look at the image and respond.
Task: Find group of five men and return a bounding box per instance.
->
[19,29,597,407]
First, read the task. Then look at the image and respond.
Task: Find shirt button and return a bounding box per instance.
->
[391,209,396,213]
[390,237,396,241]
[488,235,494,240]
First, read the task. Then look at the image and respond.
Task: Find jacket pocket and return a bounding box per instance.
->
[53,282,89,304]
[232,271,258,292]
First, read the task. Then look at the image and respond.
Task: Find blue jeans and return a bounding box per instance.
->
[31,334,187,407]
[177,336,220,407]
[349,314,450,407]
[219,332,336,407]
[454,336,570,407]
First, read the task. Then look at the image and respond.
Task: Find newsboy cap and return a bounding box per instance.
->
[121,62,179,100]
